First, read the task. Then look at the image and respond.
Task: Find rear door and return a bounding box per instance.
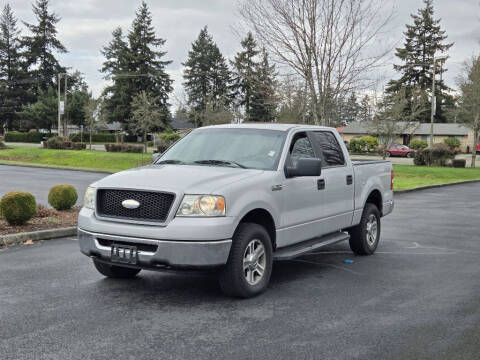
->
[311,130,354,233]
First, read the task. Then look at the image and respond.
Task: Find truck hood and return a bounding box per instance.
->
[92,164,264,194]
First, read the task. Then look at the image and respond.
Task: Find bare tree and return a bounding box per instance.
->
[83,96,100,150]
[457,55,480,167]
[239,0,394,126]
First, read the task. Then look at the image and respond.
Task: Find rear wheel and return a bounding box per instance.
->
[348,203,381,255]
[407,152,414,158]
[93,258,141,278]
[385,151,392,158]
[219,223,273,298]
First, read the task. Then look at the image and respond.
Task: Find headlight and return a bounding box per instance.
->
[176,195,225,217]
[84,186,96,210]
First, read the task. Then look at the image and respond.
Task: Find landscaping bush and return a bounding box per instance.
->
[414,144,455,166]
[72,142,86,150]
[48,185,78,210]
[105,143,144,153]
[0,140,7,149]
[444,137,461,149]
[4,131,43,143]
[69,133,116,143]
[155,132,181,153]
[45,136,65,149]
[452,159,466,168]
[348,136,378,153]
[408,139,428,150]
[0,191,37,225]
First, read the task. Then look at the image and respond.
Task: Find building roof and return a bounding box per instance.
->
[341,121,418,135]
[413,123,470,136]
[171,117,194,130]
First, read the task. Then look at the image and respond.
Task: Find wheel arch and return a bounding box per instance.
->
[365,189,383,216]
[236,208,277,250]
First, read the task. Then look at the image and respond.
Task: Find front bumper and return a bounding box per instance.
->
[78,228,232,269]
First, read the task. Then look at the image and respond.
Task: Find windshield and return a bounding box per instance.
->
[157,128,286,170]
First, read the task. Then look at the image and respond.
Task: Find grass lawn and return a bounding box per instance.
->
[0,146,151,172]
[1,146,480,190]
[393,164,480,190]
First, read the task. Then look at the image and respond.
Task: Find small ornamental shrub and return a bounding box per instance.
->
[414,144,455,166]
[45,136,65,149]
[0,191,37,225]
[408,139,428,150]
[155,132,181,152]
[105,143,144,153]
[48,185,78,210]
[444,137,461,149]
[348,138,365,153]
[348,136,378,153]
[362,136,379,152]
[72,142,86,150]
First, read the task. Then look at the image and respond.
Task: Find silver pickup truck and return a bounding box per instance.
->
[78,124,393,297]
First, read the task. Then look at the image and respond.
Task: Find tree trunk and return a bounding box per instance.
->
[143,132,147,153]
[471,116,479,168]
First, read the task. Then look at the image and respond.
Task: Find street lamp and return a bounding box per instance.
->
[429,55,447,148]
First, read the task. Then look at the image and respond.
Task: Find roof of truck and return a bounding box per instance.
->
[200,123,335,132]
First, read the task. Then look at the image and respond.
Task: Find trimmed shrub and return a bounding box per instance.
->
[45,136,65,149]
[48,185,78,210]
[72,142,86,150]
[348,138,365,153]
[444,137,461,149]
[0,191,37,225]
[452,159,466,168]
[414,144,455,166]
[105,143,144,153]
[69,133,116,143]
[362,136,379,152]
[4,131,43,143]
[348,136,378,153]
[408,139,428,150]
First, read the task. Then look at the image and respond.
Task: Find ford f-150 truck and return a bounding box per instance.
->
[78,124,393,298]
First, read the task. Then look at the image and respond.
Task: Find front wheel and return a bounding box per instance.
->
[385,151,391,158]
[219,223,273,298]
[348,203,381,255]
[93,259,141,278]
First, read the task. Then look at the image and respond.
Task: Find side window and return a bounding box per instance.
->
[313,131,345,166]
[289,133,315,166]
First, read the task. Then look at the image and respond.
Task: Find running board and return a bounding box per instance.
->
[274,231,350,261]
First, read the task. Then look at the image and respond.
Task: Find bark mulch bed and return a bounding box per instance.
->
[0,206,79,236]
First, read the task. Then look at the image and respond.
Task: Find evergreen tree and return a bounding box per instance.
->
[101,27,131,124]
[183,26,232,127]
[23,0,67,93]
[125,1,172,128]
[386,0,453,122]
[358,95,372,122]
[344,92,360,123]
[18,87,57,131]
[250,49,277,122]
[0,4,28,131]
[232,32,260,121]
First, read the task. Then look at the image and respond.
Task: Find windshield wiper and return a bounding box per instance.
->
[156,159,187,165]
[193,159,247,169]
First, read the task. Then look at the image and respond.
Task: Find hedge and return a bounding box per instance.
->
[414,144,455,166]
[4,131,44,143]
[408,139,428,150]
[348,136,379,153]
[105,143,144,153]
[69,133,117,143]
[155,132,181,152]
[44,136,86,150]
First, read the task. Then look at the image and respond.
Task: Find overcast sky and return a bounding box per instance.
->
[2,0,480,103]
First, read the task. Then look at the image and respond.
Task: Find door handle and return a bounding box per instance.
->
[346,175,353,185]
[317,179,325,190]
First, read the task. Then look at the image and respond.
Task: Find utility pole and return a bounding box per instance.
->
[57,73,61,136]
[64,74,68,137]
[430,55,447,149]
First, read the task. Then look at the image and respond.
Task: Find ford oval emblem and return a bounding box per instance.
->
[122,199,140,209]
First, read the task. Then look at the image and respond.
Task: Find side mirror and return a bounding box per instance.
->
[285,158,322,178]
[152,152,162,164]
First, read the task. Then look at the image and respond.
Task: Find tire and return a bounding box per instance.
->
[93,258,141,278]
[348,203,381,255]
[219,223,273,298]
[407,152,414,158]
[386,151,391,158]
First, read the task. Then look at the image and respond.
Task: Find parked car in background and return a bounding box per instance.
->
[78,124,394,298]
[386,144,415,158]
[476,144,480,154]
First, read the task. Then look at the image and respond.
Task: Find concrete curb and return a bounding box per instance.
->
[0,227,77,247]
[0,162,113,174]
[394,179,480,194]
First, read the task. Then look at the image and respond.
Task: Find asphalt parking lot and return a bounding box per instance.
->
[0,182,479,360]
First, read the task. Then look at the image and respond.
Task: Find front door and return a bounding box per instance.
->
[310,130,354,233]
[279,131,325,247]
